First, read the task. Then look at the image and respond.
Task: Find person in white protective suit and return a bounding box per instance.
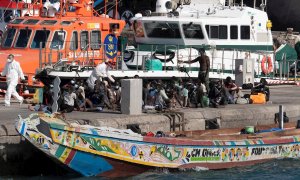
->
[1,54,26,106]
[86,59,115,90]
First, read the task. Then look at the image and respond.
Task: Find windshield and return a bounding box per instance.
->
[183,24,204,39]
[3,28,16,47]
[15,29,32,48]
[50,31,66,49]
[144,22,181,39]
[31,30,50,49]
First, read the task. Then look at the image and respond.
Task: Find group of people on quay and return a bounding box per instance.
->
[1,52,270,113]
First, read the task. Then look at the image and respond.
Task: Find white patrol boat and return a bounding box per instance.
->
[123,0,274,79]
[37,0,274,84]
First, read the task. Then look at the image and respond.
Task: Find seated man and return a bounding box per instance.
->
[252,78,270,102]
[60,85,77,113]
[224,76,238,104]
[208,80,227,108]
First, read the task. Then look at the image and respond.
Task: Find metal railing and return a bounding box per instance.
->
[37,41,300,81]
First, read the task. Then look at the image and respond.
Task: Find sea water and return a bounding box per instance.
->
[130,159,300,180]
[3,159,300,180]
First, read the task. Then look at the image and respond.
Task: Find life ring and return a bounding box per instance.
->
[123,50,135,62]
[153,51,175,64]
[261,56,273,75]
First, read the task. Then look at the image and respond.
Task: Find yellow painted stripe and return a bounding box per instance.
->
[50,130,179,168]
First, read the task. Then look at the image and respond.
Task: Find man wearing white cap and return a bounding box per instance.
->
[86,59,115,91]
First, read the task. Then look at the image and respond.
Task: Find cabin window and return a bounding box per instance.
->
[241,25,250,39]
[206,25,228,39]
[219,25,227,39]
[210,26,219,39]
[230,25,238,39]
[40,20,57,25]
[4,10,13,23]
[23,19,39,25]
[90,31,101,50]
[80,31,89,50]
[3,28,16,47]
[61,21,72,26]
[50,31,66,49]
[10,18,24,24]
[182,24,204,39]
[144,22,181,39]
[31,30,50,49]
[70,31,78,50]
[15,29,32,48]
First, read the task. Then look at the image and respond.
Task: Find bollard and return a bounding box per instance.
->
[121,79,142,115]
[279,105,284,129]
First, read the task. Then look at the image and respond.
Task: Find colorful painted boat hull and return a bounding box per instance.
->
[16,113,300,177]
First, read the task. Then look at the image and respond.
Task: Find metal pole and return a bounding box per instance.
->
[39,42,42,68]
[295,60,298,83]
[49,48,52,65]
[287,61,290,80]
[137,44,139,71]
[221,49,224,74]
[232,50,234,75]
[284,53,287,79]
[279,105,284,129]
[189,47,191,72]
[165,45,167,72]
[44,42,47,65]
[279,61,282,83]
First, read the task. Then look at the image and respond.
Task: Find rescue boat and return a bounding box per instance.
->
[0,0,125,87]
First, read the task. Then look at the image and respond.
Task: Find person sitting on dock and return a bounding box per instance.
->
[224,76,238,104]
[60,85,77,113]
[252,78,270,102]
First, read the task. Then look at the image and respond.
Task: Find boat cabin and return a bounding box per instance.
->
[131,0,273,51]
[0,0,125,86]
[0,0,40,38]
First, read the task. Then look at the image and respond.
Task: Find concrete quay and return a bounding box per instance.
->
[1,85,300,175]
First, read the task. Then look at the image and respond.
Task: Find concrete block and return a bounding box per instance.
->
[121,79,143,115]
[185,119,206,131]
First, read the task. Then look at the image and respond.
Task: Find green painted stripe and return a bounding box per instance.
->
[55,145,66,158]
[49,123,66,130]
[191,156,220,162]
[216,45,273,51]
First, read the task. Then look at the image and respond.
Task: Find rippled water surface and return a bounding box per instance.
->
[127,159,300,180]
[3,159,300,180]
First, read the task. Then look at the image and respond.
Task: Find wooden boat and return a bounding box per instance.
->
[16,112,300,178]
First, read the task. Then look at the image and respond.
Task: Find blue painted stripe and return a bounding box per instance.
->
[91,129,99,136]
[20,122,26,135]
[69,150,113,176]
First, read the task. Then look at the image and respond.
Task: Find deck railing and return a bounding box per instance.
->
[38,41,299,81]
